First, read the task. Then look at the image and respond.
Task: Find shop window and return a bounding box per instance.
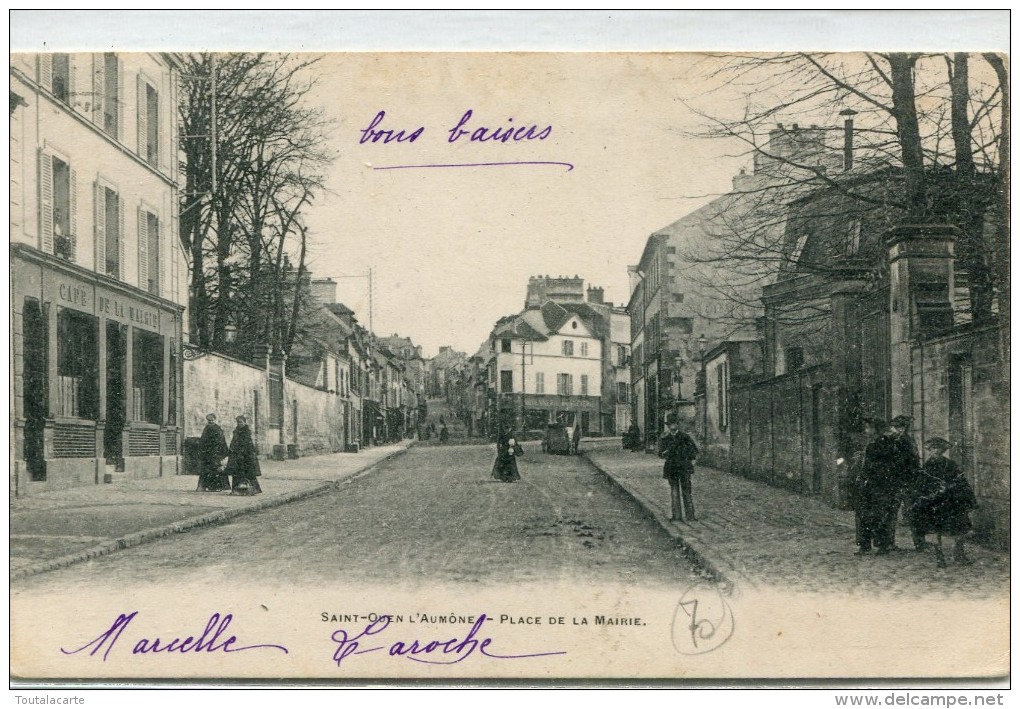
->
[57,309,100,419]
[23,299,49,480]
[132,330,164,424]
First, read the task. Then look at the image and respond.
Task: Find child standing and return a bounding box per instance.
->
[907,437,977,568]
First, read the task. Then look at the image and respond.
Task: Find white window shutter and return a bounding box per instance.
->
[39,150,53,254]
[69,56,81,114]
[157,80,168,173]
[94,182,106,274]
[69,167,78,261]
[136,74,147,158]
[92,54,105,126]
[39,55,52,92]
[138,207,149,290]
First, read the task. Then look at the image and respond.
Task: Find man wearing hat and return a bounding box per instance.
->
[876,415,921,552]
[657,413,699,522]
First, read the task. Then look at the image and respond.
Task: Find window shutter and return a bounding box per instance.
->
[116,57,125,141]
[39,150,53,254]
[136,75,147,158]
[138,207,149,290]
[94,182,106,273]
[118,204,125,281]
[68,167,78,261]
[92,54,105,126]
[157,78,168,173]
[155,216,164,297]
[39,55,52,92]
[69,56,80,114]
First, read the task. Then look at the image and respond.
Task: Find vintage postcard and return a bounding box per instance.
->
[9,12,1010,689]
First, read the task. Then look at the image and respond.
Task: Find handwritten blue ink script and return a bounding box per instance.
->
[330,613,566,667]
[360,110,572,172]
[61,611,289,661]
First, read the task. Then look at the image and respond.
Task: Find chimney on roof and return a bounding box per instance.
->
[587,286,605,305]
[840,108,858,172]
[310,277,337,304]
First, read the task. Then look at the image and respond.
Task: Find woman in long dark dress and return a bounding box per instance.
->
[227,415,263,495]
[907,437,976,567]
[491,426,522,483]
[196,413,230,492]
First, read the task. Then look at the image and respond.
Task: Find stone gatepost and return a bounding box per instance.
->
[885,224,958,419]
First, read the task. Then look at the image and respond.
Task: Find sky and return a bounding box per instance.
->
[10,10,1007,358]
[300,53,744,357]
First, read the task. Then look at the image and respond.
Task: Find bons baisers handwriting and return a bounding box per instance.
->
[359,110,553,145]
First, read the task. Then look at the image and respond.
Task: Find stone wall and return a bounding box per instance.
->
[911,323,1009,549]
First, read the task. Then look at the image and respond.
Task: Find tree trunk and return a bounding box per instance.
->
[888,53,927,218]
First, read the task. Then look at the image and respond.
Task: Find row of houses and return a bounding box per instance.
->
[9,52,426,496]
[432,276,633,439]
[627,122,1010,549]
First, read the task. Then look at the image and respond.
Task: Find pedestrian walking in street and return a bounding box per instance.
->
[439,423,449,444]
[226,415,263,495]
[881,415,921,551]
[571,421,582,455]
[196,413,230,492]
[657,414,698,522]
[623,423,642,452]
[906,437,977,568]
[849,418,888,556]
[491,424,522,483]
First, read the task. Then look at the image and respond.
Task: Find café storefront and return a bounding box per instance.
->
[11,244,184,494]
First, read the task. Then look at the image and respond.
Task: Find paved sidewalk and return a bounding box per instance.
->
[585,449,1009,597]
[10,441,412,580]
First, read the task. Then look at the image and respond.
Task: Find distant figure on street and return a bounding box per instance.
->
[849,418,888,556]
[439,423,449,444]
[657,414,699,522]
[907,437,977,568]
[491,424,522,483]
[196,413,230,492]
[571,422,582,455]
[227,415,262,495]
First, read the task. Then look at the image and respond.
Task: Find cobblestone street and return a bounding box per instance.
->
[587,449,1010,598]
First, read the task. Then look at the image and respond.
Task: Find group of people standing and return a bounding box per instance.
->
[849,415,976,567]
[196,413,263,495]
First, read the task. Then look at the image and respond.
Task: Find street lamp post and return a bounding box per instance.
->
[697,334,708,444]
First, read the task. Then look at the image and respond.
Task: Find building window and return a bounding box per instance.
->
[562,340,574,356]
[557,373,573,396]
[52,54,71,103]
[787,346,804,372]
[56,309,100,419]
[500,370,513,393]
[580,342,589,357]
[580,374,589,396]
[716,361,728,430]
[102,53,119,137]
[501,338,512,353]
[535,372,545,394]
[139,209,160,295]
[138,77,159,167]
[95,184,121,278]
[617,381,630,403]
[617,345,629,366]
[133,330,164,424]
[43,154,77,261]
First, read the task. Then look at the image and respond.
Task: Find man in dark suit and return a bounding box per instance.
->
[658,413,699,522]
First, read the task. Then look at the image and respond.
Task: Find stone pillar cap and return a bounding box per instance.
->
[884,224,958,246]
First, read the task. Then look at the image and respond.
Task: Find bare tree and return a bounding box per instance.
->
[178,53,332,358]
[678,52,1007,328]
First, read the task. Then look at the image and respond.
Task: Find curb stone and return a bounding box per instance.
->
[582,452,754,596]
[10,445,411,582]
